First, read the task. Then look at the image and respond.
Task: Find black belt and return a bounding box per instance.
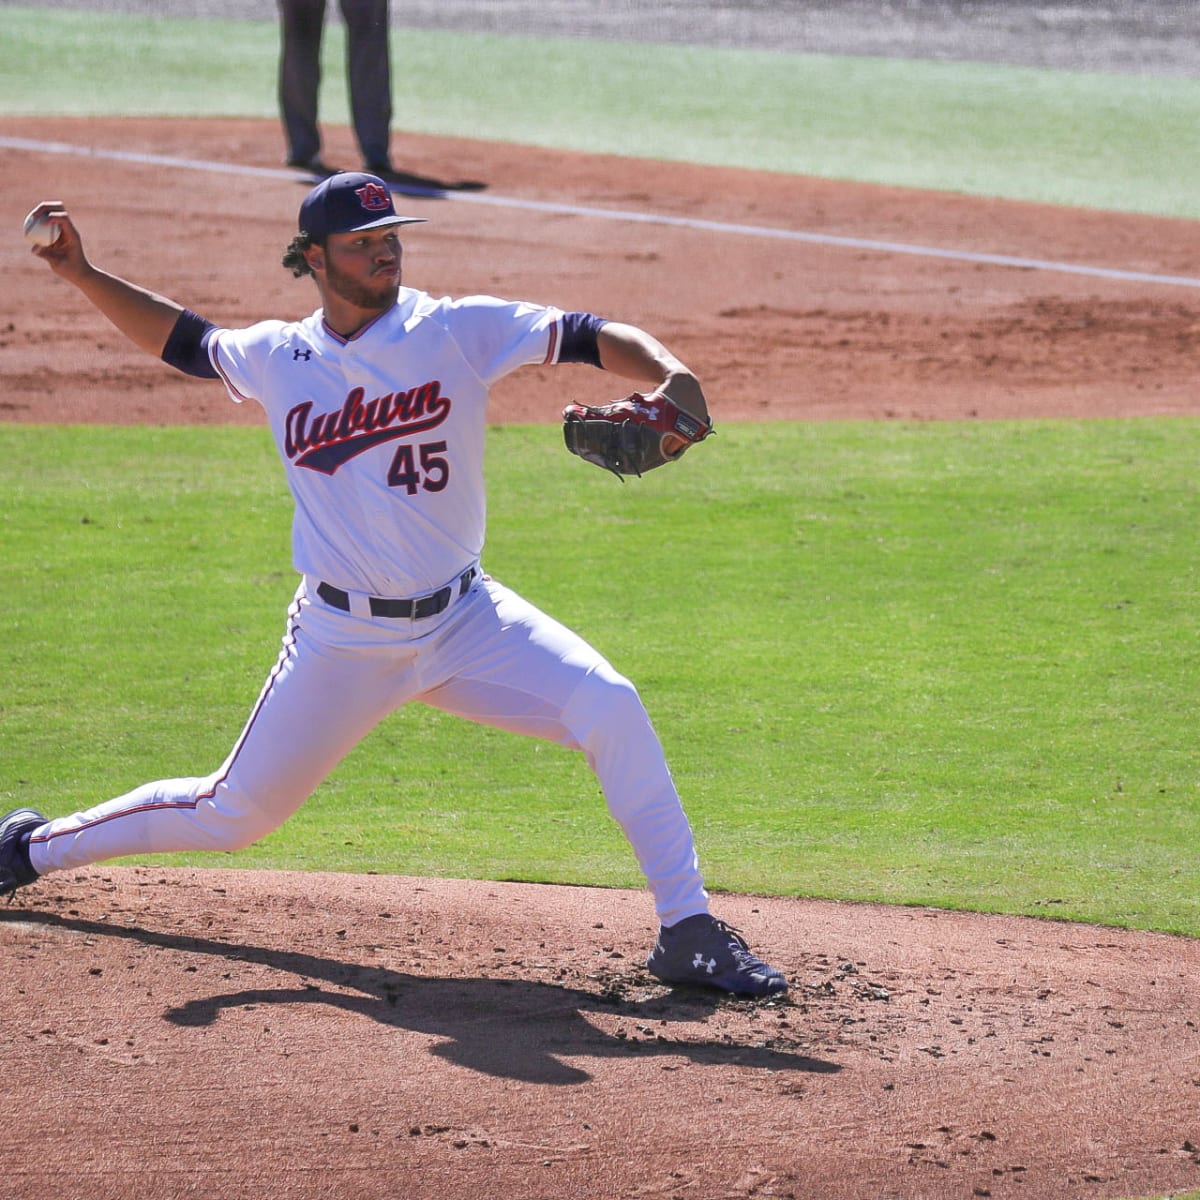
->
[317,568,477,619]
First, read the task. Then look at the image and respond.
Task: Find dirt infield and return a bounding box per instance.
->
[3,116,1200,1200]
[5,868,1200,1200]
[4,117,1200,427]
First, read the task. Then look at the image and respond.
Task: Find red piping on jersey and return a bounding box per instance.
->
[209,330,255,403]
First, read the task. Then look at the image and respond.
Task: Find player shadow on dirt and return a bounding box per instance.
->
[291,166,489,198]
[17,908,837,1086]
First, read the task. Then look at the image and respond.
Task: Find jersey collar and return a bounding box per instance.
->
[319,288,420,346]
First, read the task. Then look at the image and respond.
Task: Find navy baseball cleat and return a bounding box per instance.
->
[647,914,788,997]
[0,808,44,899]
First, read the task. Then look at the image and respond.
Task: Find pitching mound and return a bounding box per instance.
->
[3,868,1199,1199]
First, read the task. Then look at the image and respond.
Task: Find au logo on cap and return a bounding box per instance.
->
[298,171,426,239]
[355,182,391,212]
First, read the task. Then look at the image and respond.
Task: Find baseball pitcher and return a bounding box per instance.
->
[2,174,785,997]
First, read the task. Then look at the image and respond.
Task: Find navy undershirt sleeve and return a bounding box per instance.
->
[559,311,607,368]
[161,308,220,379]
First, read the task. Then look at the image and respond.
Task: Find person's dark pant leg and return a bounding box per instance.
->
[341,0,393,168]
[279,0,328,164]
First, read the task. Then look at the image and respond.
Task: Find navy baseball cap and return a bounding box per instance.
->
[298,172,427,240]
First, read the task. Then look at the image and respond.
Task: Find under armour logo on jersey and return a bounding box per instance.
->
[693,954,717,974]
[293,348,312,361]
[355,182,391,212]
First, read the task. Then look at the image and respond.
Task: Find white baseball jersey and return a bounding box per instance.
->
[24,283,713,932]
[209,288,564,597]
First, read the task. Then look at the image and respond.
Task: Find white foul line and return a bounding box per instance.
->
[5,134,1200,290]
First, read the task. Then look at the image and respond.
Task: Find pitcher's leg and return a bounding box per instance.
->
[422,580,710,926]
[28,598,400,876]
[561,659,710,927]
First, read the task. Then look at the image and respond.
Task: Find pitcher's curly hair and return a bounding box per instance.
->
[282,233,319,277]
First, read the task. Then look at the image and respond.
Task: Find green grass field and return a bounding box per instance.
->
[2,5,1200,217]
[3,421,1198,938]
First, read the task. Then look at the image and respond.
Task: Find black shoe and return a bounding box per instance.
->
[0,808,45,898]
[647,914,788,997]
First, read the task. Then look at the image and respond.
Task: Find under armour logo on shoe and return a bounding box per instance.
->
[693,953,717,974]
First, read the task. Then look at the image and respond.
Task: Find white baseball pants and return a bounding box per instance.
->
[27,575,711,926]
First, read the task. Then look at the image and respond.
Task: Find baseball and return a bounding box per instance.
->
[22,209,62,248]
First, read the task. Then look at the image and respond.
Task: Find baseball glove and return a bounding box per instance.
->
[562,391,714,479]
